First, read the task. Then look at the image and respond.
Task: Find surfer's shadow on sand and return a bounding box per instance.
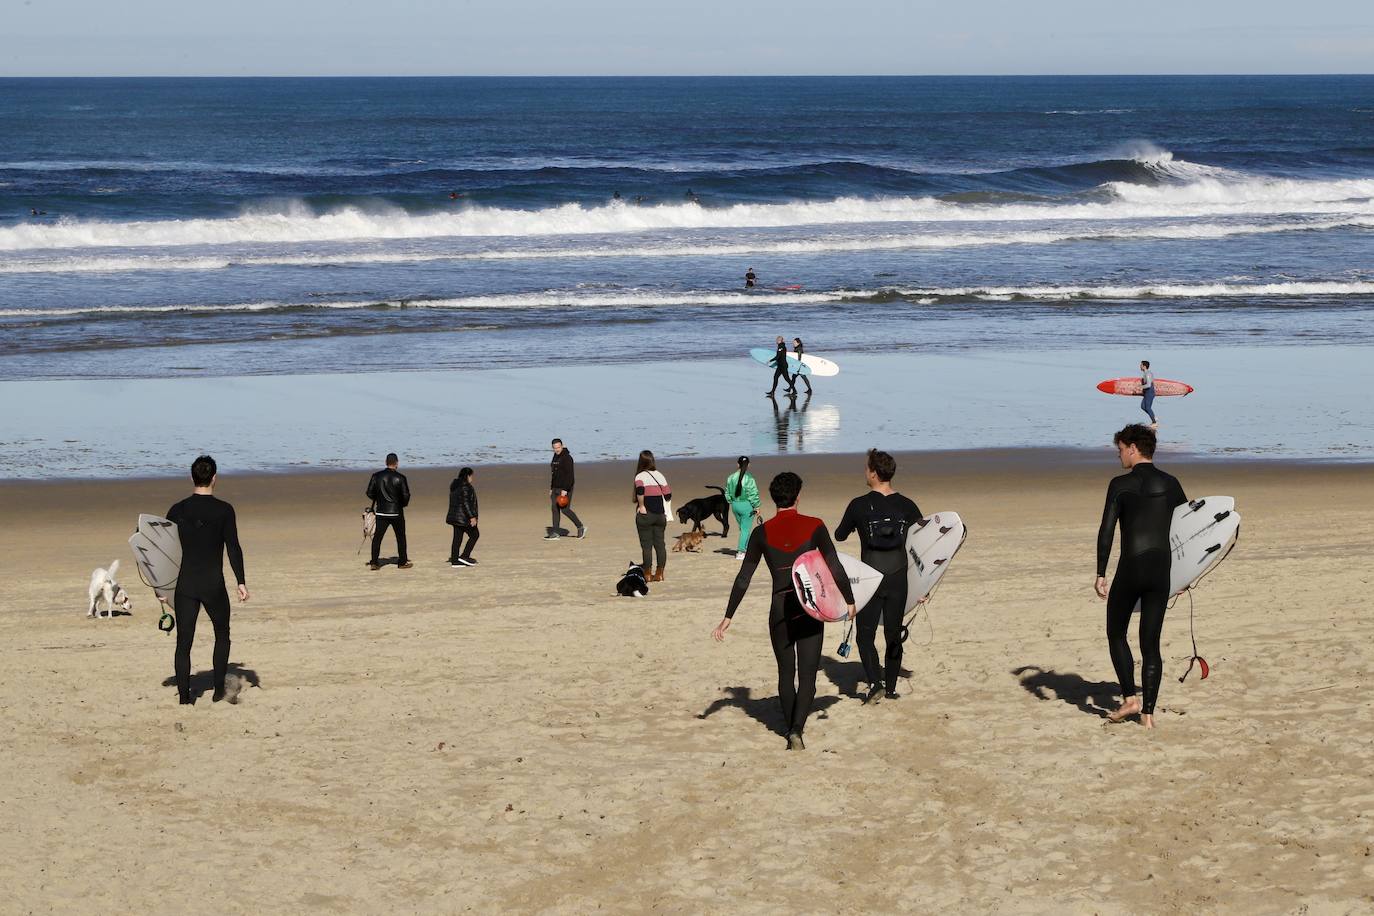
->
[698,685,842,736]
[160,663,261,703]
[820,654,913,700]
[1012,665,1116,719]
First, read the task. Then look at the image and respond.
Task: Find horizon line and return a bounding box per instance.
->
[2,72,1374,80]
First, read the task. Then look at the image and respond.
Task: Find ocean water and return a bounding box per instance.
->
[2,76,1373,381]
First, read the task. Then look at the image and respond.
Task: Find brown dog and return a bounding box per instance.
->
[672,530,706,553]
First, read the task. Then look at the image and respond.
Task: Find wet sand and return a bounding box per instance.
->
[2,450,1372,913]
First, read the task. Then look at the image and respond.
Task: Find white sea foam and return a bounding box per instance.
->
[4,280,1371,321]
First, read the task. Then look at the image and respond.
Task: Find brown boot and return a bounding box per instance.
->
[652,567,665,582]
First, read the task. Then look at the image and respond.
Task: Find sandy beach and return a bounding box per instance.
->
[1,449,1371,913]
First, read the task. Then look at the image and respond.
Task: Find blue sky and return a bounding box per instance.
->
[2,0,1372,76]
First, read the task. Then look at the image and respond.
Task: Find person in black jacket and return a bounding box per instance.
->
[547,438,586,540]
[447,467,480,566]
[366,452,412,570]
[161,454,249,705]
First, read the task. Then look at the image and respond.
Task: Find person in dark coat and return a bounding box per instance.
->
[447,467,479,566]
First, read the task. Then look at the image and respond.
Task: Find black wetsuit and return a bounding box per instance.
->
[745,270,757,289]
[166,494,246,703]
[767,341,794,395]
[1097,463,1187,716]
[836,491,922,693]
[726,508,854,736]
[793,341,813,394]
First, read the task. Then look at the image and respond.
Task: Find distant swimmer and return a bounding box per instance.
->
[1139,359,1158,428]
[613,190,621,200]
[634,195,645,205]
[29,208,47,216]
[712,471,856,750]
[792,337,813,395]
[745,267,757,289]
[162,455,249,705]
[765,335,795,398]
[1095,424,1188,729]
[686,188,700,203]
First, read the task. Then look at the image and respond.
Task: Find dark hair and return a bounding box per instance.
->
[636,450,657,474]
[1141,360,1151,369]
[191,455,217,487]
[1113,424,1157,459]
[769,471,802,508]
[867,448,896,482]
[551,438,563,447]
[385,452,398,467]
[458,466,474,483]
[734,456,750,498]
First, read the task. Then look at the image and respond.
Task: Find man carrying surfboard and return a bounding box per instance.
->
[1094,424,1187,729]
[835,449,921,704]
[765,335,795,397]
[161,455,249,705]
[711,472,855,750]
[1139,360,1158,428]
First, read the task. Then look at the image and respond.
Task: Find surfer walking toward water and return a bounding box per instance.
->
[712,472,856,750]
[765,335,795,397]
[835,449,922,703]
[162,455,249,705]
[1139,360,1158,428]
[1094,424,1187,729]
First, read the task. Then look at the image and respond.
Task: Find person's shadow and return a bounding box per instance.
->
[162,663,261,704]
[698,685,841,735]
[1012,665,1117,719]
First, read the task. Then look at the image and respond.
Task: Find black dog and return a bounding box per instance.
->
[676,486,730,536]
[616,562,649,597]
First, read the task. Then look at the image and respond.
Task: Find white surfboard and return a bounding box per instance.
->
[905,511,967,612]
[797,353,840,377]
[1165,496,1240,596]
[129,514,181,593]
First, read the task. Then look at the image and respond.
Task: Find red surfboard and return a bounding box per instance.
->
[1097,377,1194,397]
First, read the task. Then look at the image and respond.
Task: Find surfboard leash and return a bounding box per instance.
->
[1177,523,1239,683]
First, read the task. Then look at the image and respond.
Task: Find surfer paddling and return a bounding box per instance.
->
[712,472,856,750]
[162,455,249,705]
[1094,424,1187,728]
[835,449,921,704]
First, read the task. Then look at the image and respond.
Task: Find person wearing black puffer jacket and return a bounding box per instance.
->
[447,467,480,567]
[366,452,412,570]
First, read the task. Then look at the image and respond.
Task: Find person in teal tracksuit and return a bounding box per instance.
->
[725,456,761,558]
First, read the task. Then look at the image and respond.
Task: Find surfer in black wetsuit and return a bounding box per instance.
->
[161,455,249,705]
[1094,424,1187,729]
[835,449,921,703]
[765,335,795,397]
[791,337,813,394]
[745,268,757,289]
[712,472,856,749]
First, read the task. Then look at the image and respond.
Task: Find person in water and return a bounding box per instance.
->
[367,453,412,570]
[744,268,757,289]
[835,449,922,703]
[791,337,813,394]
[765,335,795,397]
[161,455,249,705]
[447,466,479,567]
[1139,360,1158,428]
[712,472,856,750]
[1095,423,1187,729]
[725,456,761,559]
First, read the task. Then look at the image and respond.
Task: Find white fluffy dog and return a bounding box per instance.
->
[88,560,132,618]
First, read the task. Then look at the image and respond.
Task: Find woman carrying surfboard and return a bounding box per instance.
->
[711,472,855,750]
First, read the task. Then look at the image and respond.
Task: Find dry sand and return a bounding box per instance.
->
[2,451,1372,914]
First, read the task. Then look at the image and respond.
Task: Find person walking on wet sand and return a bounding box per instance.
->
[766,335,795,397]
[791,337,813,395]
[546,438,586,540]
[367,453,411,570]
[1139,360,1158,428]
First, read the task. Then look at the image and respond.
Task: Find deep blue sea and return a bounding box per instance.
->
[2,76,1373,382]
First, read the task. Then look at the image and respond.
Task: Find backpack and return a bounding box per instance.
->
[861,495,908,551]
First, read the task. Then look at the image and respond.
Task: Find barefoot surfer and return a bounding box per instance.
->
[1094,424,1187,729]
[765,336,795,397]
[1139,360,1158,428]
[711,472,856,749]
[792,337,813,394]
